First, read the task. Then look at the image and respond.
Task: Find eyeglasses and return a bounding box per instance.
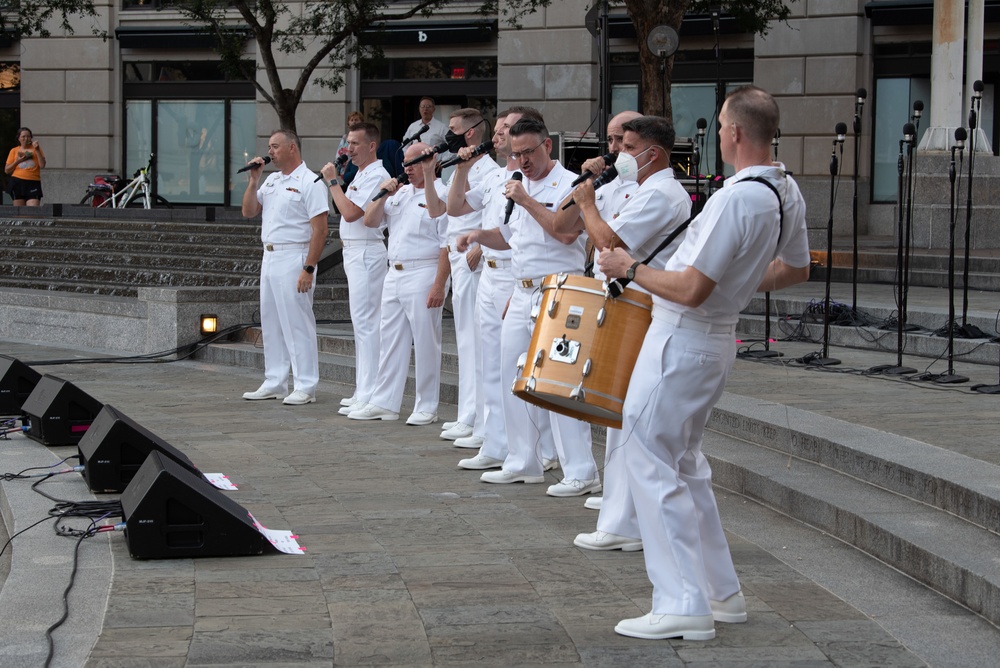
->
[510,141,546,161]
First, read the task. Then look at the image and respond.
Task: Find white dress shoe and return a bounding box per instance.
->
[338,401,363,416]
[546,477,602,497]
[584,496,603,510]
[543,458,558,471]
[340,396,357,407]
[453,435,485,449]
[439,421,474,440]
[242,387,283,400]
[710,591,747,623]
[348,404,399,421]
[282,390,315,405]
[441,420,459,430]
[614,612,715,641]
[480,469,545,484]
[406,411,438,426]
[573,530,643,552]
[457,453,504,470]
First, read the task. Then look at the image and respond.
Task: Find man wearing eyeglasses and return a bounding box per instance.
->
[457,117,599,499]
[403,97,448,151]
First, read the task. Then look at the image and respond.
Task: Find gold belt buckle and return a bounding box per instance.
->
[394,262,404,270]
[487,259,498,269]
[265,243,274,251]
[521,279,534,288]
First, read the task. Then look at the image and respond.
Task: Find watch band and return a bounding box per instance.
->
[303,265,315,274]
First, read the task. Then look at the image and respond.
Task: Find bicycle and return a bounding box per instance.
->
[80,153,171,208]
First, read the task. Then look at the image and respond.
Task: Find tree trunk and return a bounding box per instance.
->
[625,0,689,122]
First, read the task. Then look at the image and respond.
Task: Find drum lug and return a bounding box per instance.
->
[548,297,559,317]
[597,306,606,326]
[570,384,586,401]
[516,351,528,373]
[534,349,545,366]
[556,273,569,287]
[582,358,592,377]
[526,377,536,391]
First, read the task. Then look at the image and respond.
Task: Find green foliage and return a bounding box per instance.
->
[689,0,794,36]
[1,0,105,39]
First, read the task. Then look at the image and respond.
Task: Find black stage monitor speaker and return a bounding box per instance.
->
[78,404,203,493]
[0,355,41,417]
[120,451,275,559]
[21,374,103,446]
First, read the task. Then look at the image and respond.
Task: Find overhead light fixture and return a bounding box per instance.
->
[200,314,218,335]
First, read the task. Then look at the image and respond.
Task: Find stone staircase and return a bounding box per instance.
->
[0,206,345,297]
[194,316,1000,628]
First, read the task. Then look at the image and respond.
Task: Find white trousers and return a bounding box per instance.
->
[499,285,595,479]
[343,243,388,404]
[449,249,482,426]
[259,248,319,395]
[595,427,640,538]
[623,318,741,616]
[369,264,443,414]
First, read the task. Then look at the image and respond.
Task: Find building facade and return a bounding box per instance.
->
[1,0,997,245]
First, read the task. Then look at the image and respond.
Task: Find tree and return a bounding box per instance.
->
[176,0,551,133]
[624,0,795,120]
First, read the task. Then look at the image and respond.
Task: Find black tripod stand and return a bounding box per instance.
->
[959,80,986,339]
[802,124,846,366]
[928,128,970,384]
[848,88,867,324]
[741,129,784,360]
[871,123,918,375]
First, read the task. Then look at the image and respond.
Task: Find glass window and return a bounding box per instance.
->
[156,101,226,204]
[229,101,257,205]
[125,100,152,178]
[873,77,931,202]
[0,62,20,94]
[611,84,638,117]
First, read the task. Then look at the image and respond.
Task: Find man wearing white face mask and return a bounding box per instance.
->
[555,115,692,551]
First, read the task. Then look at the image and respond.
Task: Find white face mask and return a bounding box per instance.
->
[614,146,654,182]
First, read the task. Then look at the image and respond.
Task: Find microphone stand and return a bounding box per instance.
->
[959,84,986,339]
[849,92,866,325]
[931,134,969,384]
[805,129,843,366]
[741,129,783,360]
[712,9,724,176]
[872,129,916,375]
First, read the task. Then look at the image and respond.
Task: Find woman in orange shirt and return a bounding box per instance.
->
[5,127,45,206]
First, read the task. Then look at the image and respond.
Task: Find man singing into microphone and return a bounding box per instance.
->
[319,122,390,415]
[241,130,329,406]
[458,118,599,497]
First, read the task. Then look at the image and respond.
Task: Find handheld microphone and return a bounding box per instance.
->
[561,165,618,210]
[314,154,351,182]
[502,172,523,224]
[571,153,615,187]
[439,140,492,169]
[402,124,429,145]
[371,173,409,202]
[237,156,270,174]
[401,142,448,168]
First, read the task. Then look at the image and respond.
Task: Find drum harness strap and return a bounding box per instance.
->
[607,174,785,298]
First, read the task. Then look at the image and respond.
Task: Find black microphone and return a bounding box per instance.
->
[696,117,707,137]
[854,88,867,133]
[856,88,868,106]
[502,172,523,224]
[954,126,968,151]
[571,153,615,187]
[402,124,429,145]
[371,173,409,202]
[561,165,618,210]
[314,154,351,182]
[970,80,984,129]
[439,140,492,169]
[912,100,924,129]
[834,122,847,145]
[903,122,916,144]
[401,141,449,168]
[237,156,270,174]
[973,79,984,98]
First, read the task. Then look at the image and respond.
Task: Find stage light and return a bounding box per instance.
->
[200,314,218,335]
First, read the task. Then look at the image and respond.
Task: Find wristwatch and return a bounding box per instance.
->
[625,261,641,281]
[303,265,315,274]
